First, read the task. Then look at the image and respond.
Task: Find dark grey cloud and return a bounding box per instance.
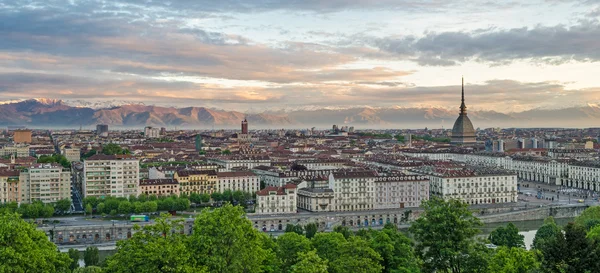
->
[371,20,600,65]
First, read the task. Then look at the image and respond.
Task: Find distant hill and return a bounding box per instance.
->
[0,99,599,128]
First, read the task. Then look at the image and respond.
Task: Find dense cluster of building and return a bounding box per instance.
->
[1,81,600,221]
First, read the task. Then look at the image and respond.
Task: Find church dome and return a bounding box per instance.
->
[451,78,476,144]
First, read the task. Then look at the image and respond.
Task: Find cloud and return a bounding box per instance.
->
[371,20,600,65]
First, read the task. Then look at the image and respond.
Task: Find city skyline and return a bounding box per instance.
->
[1,0,599,114]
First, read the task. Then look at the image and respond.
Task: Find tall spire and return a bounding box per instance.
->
[460,77,467,115]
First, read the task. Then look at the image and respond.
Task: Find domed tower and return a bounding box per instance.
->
[451,78,476,145]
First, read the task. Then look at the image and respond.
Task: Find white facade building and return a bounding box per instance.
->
[20,164,71,204]
[62,147,81,162]
[0,145,30,158]
[144,126,161,138]
[208,156,270,171]
[328,171,377,211]
[374,175,429,209]
[83,155,140,198]
[255,183,297,214]
[217,171,260,194]
[414,166,518,205]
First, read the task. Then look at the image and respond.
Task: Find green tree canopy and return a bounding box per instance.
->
[575,206,600,227]
[102,143,125,155]
[68,248,80,271]
[73,266,104,273]
[488,223,525,248]
[104,214,203,273]
[0,213,71,272]
[189,204,266,273]
[532,218,560,250]
[539,222,599,273]
[84,246,99,267]
[312,232,346,266]
[409,197,483,273]
[377,226,421,273]
[285,224,304,236]
[333,225,352,239]
[305,223,318,239]
[488,247,540,273]
[290,250,328,273]
[54,198,72,213]
[276,232,313,272]
[329,236,383,273]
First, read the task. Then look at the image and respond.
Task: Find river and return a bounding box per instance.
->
[480,218,574,250]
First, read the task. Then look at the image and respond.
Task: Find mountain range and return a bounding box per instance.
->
[0,99,599,129]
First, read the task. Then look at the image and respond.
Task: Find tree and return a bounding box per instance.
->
[409,197,483,273]
[277,232,313,272]
[143,201,158,213]
[221,149,232,155]
[200,193,211,203]
[488,223,525,248]
[587,224,600,242]
[0,213,71,272]
[190,193,202,204]
[290,163,308,171]
[104,214,204,273]
[329,236,383,273]
[211,192,223,202]
[291,250,328,273]
[83,246,100,267]
[377,226,421,273]
[102,143,125,155]
[488,247,539,273]
[118,201,133,214]
[222,190,233,202]
[312,232,346,266]
[539,222,600,273]
[73,266,103,273]
[174,198,190,211]
[85,204,93,216]
[575,206,600,227]
[96,203,105,214]
[532,217,560,250]
[54,198,72,213]
[189,204,266,273]
[333,225,352,239]
[68,249,80,271]
[83,197,100,209]
[305,223,318,239]
[285,224,304,235]
[133,202,144,214]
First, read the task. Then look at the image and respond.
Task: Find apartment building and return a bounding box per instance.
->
[216,171,260,194]
[139,179,180,196]
[414,166,517,205]
[255,183,297,214]
[208,155,270,171]
[297,188,335,212]
[0,145,30,158]
[173,169,218,195]
[374,175,429,209]
[62,147,81,162]
[567,161,600,191]
[328,171,377,212]
[20,164,71,203]
[83,155,140,198]
[0,170,21,203]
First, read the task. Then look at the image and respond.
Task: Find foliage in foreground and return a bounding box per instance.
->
[6,200,600,273]
[0,213,71,273]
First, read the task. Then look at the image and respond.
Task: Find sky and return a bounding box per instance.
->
[0,0,599,113]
